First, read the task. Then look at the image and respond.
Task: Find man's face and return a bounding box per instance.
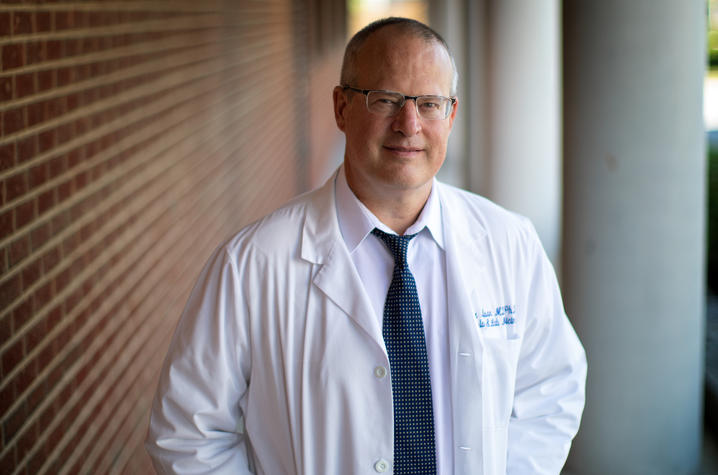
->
[333,29,458,201]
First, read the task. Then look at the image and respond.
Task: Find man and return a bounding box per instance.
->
[146,17,586,474]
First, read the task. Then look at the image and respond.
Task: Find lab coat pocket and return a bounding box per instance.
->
[481,336,522,430]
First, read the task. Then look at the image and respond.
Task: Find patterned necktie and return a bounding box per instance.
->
[371,228,437,474]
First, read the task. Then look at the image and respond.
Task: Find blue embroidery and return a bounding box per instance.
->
[475,304,516,329]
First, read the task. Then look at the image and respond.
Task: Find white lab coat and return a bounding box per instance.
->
[146,172,586,475]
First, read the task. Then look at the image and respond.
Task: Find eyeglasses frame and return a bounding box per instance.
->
[341,85,457,120]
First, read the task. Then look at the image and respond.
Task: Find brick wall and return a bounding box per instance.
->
[0,2,344,473]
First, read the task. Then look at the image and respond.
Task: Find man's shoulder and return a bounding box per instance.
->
[223,180,332,258]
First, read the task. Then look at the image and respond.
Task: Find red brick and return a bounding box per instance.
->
[0,209,12,236]
[34,281,52,312]
[3,107,25,135]
[65,38,80,58]
[50,210,69,235]
[38,129,55,154]
[0,12,10,38]
[0,273,22,309]
[15,72,35,98]
[26,318,47,349]
[21,257,41,290]
[14,360,38,399]
[2,43,24,71]
[12,12,32,35]
[45,40,61,61]
[56,123,72,145]
[14,199,36,229]
[0,444,16,472]
[28,163,47,189]
[37,70,53,92]
[25,386,46,431]
[48,155,66,176]
[44,362,63,396]
[63,286,83,314]
[0,378,15,417]
[41,247,60,273]
[26,102,45,127]
[2,339,24,377]
[74,117,88,135]
[56,180,72,204]
[25,41,44,65]
[43,421,64,460]
[16,136,36,163]
[8,236,30,268]
[16,420,38,460]
[38,189,55,215]
[35,12,50,33]
[65,93,80,112]
[76,64,91,82]
[54,11,74,31]
[0,76,11,101]
[29,221,49,251]
[45,97,64,119]
[6,171,28,202]
[56,67,72,87]
[36,337,56,369]
[0,143,13,172]
[74,171,88,191]
[11,296,33,331]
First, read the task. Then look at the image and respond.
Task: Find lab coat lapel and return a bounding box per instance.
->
[300,174,385,350]
[440,183,489,472]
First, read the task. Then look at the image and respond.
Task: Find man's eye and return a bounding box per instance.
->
[375,95,402,105]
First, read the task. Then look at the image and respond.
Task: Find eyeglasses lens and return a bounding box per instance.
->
[366,91,449,120]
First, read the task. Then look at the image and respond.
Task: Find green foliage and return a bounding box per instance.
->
[710,30,718,69]
[708,135,718,292]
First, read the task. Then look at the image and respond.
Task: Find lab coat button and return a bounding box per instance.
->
[374,459,389,472]
[374,366,387,378]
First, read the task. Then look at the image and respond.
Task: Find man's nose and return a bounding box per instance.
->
[391,99,421,136]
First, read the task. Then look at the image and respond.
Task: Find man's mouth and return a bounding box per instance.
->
[384,145,424,154]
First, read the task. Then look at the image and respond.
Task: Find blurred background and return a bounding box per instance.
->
[0,0,713,473]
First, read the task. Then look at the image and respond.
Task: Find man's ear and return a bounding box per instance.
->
[333,86,348,132]
[447,96,458,130]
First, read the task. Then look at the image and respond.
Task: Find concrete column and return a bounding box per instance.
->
[562,2,706,474]
[485,0,562,265]
[429,0,472,190]
[431,0,562,265]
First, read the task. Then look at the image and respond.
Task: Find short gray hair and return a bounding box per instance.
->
[340,17,458,96]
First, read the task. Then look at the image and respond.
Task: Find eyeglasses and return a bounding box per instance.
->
[342,85,456,120]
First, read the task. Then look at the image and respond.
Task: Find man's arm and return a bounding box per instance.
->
[507,224,587,474]
[146,246,254,474]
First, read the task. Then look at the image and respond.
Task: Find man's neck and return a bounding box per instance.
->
[347,179,432,235]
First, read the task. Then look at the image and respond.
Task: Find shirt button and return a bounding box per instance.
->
[374,366,387,378]
[374,459,389,472]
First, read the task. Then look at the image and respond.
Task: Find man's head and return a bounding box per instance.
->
[333,18,459,204]
[340,18,458,97]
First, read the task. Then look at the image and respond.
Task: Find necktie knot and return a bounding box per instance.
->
[371,228,416,267]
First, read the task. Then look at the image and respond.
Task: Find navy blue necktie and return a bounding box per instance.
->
[372,228,436,474]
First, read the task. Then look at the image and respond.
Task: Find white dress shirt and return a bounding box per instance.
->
[335,167,454,474]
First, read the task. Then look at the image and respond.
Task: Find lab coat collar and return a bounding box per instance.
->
[300,169,491,360]
[334,164,444,250]
[300,169,384,350]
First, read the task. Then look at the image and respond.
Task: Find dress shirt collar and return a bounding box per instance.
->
[334,165,445,252]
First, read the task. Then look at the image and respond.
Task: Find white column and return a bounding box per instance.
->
[484,0,562,265]
[562,1,706,473]
[431,0,562,265]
